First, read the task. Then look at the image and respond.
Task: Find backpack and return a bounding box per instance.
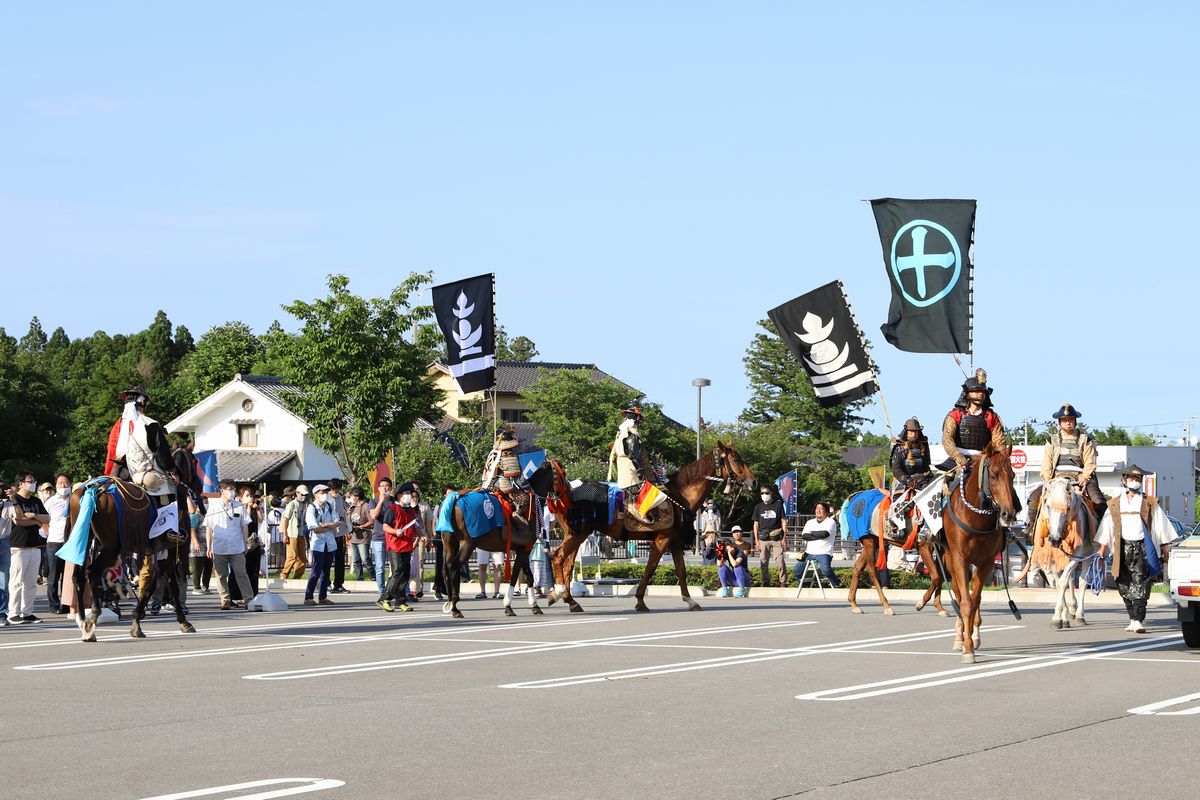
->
[284,499,309,537]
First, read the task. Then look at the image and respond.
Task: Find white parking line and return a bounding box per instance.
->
[244,620,818,681]
[797,634,1183,702]
[14,617,622,671]
[499,626,1022,689]
[139,777,344,799]
[1128,690,1200,716]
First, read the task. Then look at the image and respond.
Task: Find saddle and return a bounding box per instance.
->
[620,502,676,533]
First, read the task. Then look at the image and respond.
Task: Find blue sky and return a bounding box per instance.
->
[3,3,1198,443]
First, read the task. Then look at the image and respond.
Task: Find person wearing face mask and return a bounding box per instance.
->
[1095,465,1179,633]
[752,485,789,588]
[204,480,253,610]
[304,484,342,606]
[379,483,422,613]
[42,473,73,614]
[7,472,50,624]
[696,500,722,566]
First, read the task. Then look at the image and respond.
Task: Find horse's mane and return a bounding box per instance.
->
[667,450,716,491]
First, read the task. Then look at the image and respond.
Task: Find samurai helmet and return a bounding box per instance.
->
[623,405,643,420]
[494,425,520,451]
[903,417,923,433]
[119,385,150,406]
[1052,403,1082,420]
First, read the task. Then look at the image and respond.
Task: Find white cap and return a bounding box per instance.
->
[295,484,310,496]
[731,525,743,532]
[312,484,330,494]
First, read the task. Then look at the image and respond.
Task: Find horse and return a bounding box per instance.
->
[441,488,542,619]
[547,442,757,613]
[67,456,195,642]
[939,442,1019,663]
[1013,476,1095,629]
[846,490,947,616]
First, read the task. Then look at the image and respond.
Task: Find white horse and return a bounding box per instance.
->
[1016,477,1095,629]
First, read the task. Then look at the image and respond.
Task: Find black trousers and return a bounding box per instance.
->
[384,551,412,603]
[433,539,448,595]
[333,536,347,589]
[46,541,65,609]
[191,555,213,591]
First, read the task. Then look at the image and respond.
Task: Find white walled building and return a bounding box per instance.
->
[929,443,1196,525]
[166,374,342,485]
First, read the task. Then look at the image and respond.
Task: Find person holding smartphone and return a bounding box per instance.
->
[205,480,253,610]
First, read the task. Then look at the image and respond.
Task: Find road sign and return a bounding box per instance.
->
[1010,448,1028,470]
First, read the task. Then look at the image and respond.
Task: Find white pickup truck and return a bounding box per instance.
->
[1169,530,1200,647]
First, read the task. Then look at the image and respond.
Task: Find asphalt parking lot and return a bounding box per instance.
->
[1,589,1197,800]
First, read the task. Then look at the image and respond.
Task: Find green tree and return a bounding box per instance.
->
[0,344,70,478]
[494,325,539,361]
[18,317,48,356]
[173,321,265,407]
[1092,423,1133,445]
[520,367,692,481]
[274,273,442,485]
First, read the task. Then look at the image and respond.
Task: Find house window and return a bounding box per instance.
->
[500,408,529,423]
[237,423,259,447]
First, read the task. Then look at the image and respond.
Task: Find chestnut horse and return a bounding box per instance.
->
[548,442,756,613]
[941,443,1018,663]
[441,488,542,619]
[847,496,947,616]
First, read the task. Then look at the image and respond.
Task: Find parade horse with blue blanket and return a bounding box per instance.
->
[64,448,196,641]
[547,443,757,613]
[441,472,552,619]
[843,488,947,617]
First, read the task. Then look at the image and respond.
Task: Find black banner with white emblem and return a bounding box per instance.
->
[768,281,878,408]
[871,198,975,354]
[432,273,496,394]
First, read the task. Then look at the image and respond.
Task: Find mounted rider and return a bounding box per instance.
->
[608,405,649,492]
[105,385,177,497]
[1040,403,1105,508]
[940,369,1008,473]
[890,417,933,493]
[481,425,524,495]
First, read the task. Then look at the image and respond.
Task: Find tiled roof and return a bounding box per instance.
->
[490,361,635,394]
[215,450,296,483]
[239,374,298,410]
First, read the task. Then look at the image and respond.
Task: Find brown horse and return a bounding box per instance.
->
[847,494,947,616]
[941,443,1018,663]
[66,455,195,642]
[548,442,756,613]
[442,489,541,619]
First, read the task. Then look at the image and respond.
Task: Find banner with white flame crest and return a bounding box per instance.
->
[432,273,496,394]
[767,281,879,408]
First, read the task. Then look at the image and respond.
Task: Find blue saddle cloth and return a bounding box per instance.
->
[841,489,886,541]
[457,490,504,539]
[436,491,459,533]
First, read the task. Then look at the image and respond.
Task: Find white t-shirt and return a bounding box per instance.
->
[801,516,838,556]
[45,494,70,543]
[205,498,250,556]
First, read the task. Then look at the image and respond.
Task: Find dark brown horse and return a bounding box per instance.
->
[66,453,195,642]
[847,493,947,616]
[441,488,542,619]
[547,442,756,613]
[941,443,1018,663]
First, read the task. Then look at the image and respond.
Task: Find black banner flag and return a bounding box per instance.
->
[767,281,879,408]
[432,273,496,394]
[871,198,975,354]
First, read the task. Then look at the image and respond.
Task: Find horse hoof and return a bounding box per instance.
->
[568,603,584,613]
[688,603,702,612]
[442,602,452,614]
[1061,619,1071,629]
[181,622,196,634]
[915,602,926,612]
[504,606,516,617]
[83,631,97,643]
[938,610,949,617]
[1051,619,1063,630]
[972,635,981,649]
[850,607,864,615]
[532,605,544,615]
[452,610,464,619]
[634,602,650,612]
[962,653,976,664]
[953,640,964,653]
[883,607,895,616]
[1074,617,1087,626]
[131,628,146,639]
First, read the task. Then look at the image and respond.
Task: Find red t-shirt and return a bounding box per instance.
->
[385,504,420,553]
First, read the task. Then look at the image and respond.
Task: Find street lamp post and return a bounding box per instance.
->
[692,378,711,461]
